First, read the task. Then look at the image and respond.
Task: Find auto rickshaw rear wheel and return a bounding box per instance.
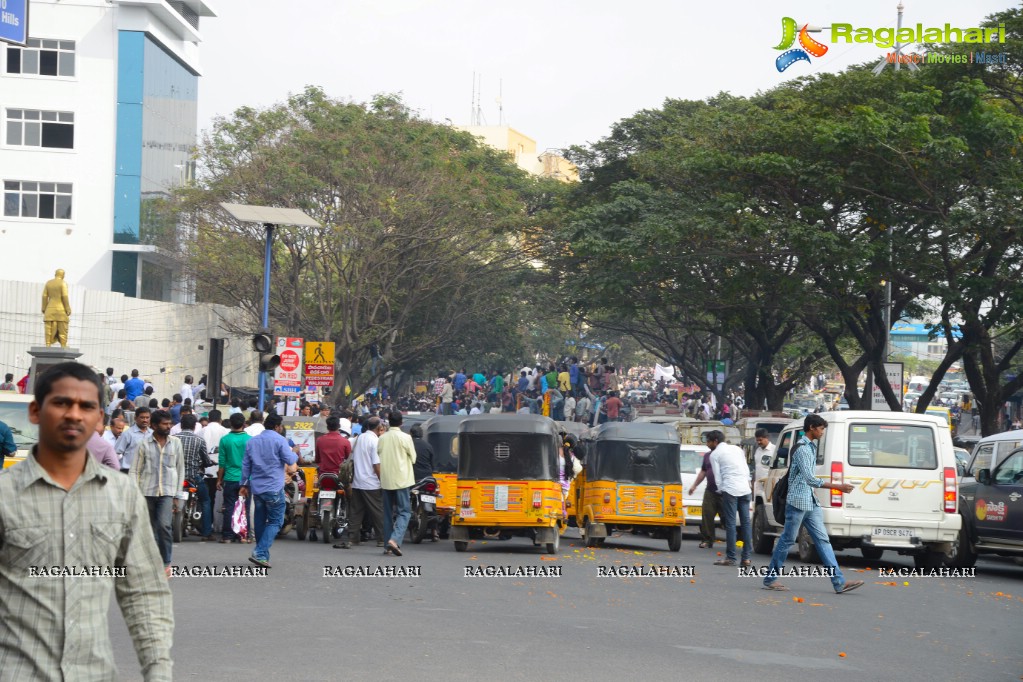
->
[545,530,559,555]
[668,526,682,552]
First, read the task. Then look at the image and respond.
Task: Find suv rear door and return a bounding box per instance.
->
[843,421,945,520]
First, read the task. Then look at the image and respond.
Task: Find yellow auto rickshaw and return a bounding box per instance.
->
[573,422,684,551]
[421,415,467,538]
[451,414,566,555]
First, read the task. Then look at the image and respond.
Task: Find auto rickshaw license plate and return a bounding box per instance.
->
[319,491,336,499]
[687,506,701,516]
[420,494,437,504]
[494,485,509,511]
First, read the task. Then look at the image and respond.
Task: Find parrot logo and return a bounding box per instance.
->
[774,17,829,72]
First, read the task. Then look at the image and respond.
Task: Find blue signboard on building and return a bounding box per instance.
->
[0,0,28,46]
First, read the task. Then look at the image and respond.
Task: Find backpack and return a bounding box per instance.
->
[339,458,354,486]
[771,470,790,525]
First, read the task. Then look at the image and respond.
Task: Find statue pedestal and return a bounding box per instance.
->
[27,346,84,394]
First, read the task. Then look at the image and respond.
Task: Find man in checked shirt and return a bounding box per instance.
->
[0,362,173,680]
[762,413,864,594]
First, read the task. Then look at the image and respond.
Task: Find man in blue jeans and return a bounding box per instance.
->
[240,413,298,568]
[763,414,864,594]
[706,431,752,567]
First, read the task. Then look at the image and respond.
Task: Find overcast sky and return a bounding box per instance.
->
[196,0,1014,152]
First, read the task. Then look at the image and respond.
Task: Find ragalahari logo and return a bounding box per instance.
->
[774,17,829,72]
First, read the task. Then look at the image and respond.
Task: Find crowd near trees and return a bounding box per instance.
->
[172,7,1023,435]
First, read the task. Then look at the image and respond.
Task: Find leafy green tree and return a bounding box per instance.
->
[176,87,542,395]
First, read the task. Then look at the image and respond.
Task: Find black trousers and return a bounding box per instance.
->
[349,488,383,542]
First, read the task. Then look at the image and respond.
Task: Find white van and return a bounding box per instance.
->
[679,443,709,529]
[751,411,961,568]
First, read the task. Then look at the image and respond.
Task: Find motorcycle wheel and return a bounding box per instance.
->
[321,510,333,544]
[411,507,429,544]
[295,509,307,541]
[172,508,183,543]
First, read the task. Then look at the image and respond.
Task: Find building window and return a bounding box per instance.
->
[5,109,75,149]
[6,39,76,77]
[3,181,73,219]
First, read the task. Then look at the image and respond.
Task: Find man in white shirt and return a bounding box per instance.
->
[564,394,576,422]
[575,394,591,423]
[180,376,194,406]
[753,428,777,485]
[349,416,385,547]
[707,430,752,567]
[104,416,125,448]
[244,411,266,437]
[202,409,229,534]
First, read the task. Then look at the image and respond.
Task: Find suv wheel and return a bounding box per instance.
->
[751,505,773,555]
[913,549,945,570]
[860,547,884,561]
[944,521,978,569]
[797,526,821,564]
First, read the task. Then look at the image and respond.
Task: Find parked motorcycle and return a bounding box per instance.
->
[172,479,203,543]
[408,475,441,544]
[306,472,349,545]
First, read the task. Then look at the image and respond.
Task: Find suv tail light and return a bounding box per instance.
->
[943,467,957,513]
[830,462,844,507]
[460,490,471,508]
[532,491,542,509]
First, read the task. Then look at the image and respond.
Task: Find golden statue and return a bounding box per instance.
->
[42,269,72,348]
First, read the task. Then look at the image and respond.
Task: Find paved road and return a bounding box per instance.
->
[110,528,1023,681]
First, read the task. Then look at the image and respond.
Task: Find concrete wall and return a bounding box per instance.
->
[0,279,257,399]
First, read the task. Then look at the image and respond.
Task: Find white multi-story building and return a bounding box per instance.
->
[0,0,215,302]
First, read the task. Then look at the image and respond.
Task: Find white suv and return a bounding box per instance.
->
[751,411,961,568]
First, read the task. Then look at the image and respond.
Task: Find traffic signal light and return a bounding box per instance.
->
[252,329,280,372]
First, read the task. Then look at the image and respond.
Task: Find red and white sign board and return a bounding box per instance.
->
[274,337,304,395]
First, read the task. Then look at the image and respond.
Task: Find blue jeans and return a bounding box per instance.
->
[221,480,241,540]
[252,488,286,562]
[381,487,411,547]
[552,400,565,421]
[720,492,752,562]
[196,478,213,537]
[765,503,845,591]
[146,496,174,566]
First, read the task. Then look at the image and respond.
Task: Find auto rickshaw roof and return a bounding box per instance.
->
[458,413,561,436]
[586,421,681,444]
[421,415,468,434]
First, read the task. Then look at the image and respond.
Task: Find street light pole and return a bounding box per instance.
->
[218,203,321,413]
[258,222,274,411]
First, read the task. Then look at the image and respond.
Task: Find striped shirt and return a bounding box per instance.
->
[130,433,185,498]
[787,435,825,511]
[0,450,174,680]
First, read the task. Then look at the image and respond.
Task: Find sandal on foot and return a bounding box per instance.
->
[836,580,864,594]
[714,558,736,566]
[386,541,403,557]
[761,583,789,591]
